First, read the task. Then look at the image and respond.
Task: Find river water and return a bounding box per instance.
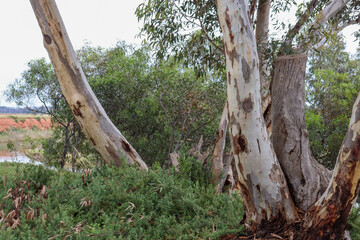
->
[0,154,42,165]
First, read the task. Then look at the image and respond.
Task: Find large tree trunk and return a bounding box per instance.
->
[217,0,297,230]
[30,0,148,171]
[302,93,360,239]
[272,54,332,210]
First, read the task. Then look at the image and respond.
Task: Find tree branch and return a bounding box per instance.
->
[285,0,319,44]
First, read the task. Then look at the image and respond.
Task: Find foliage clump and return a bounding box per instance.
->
[0,159,243,239]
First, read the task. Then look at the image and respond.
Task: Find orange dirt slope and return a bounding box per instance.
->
[0,116,52,132]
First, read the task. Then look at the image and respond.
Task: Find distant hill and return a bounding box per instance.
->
[0,106,45,114]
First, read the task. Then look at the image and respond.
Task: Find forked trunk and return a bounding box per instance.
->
[272,54,332,210]
[217,0,297,230]
[30,0,148,171]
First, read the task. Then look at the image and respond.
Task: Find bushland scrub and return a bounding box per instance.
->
[0,114,52,156]
[0,157,245,239]
[0,127,52,155]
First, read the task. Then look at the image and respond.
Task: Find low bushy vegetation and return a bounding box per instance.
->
[0,158,244,239]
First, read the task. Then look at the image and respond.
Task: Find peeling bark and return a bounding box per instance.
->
[303,93,360,239]
[29,0,148,171]
[217,0,297,230]
[217,154,235,194]
[272,54,331,211]
[212,104,228,189]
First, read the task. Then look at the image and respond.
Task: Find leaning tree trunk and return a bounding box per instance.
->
[302,92,360,239]
[272,54,332,211]
[30,0,148,171]
[217,0,297,230]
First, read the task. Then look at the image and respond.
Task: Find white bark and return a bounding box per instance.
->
[217,0,297,228]
[315,0,349,26]
[29,0,148,171]
[301,0,350,51]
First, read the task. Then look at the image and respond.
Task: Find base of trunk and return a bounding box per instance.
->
[219,215,351,240]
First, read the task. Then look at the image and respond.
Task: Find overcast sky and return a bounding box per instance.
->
[0,0,143,107]
[0,1,359,107]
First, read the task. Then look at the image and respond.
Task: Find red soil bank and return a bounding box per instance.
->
[0,117,52,132]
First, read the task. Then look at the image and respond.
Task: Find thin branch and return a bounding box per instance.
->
[172,0,224,53]
[198,17,224,53]
[336,15,360,32]
[159,92,168,116]
[285,0,319,44]
[182,118,214,145]
[313,16,360,49]
[297,0,350,52]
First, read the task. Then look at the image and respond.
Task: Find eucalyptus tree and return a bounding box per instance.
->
[29,0,360,238]
[5,59,79,169]
[217,0,360,239]
[138,0,360,238]
[29,0,148,171]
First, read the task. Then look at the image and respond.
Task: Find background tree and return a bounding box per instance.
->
[306,37,360,168]
[5,59,82,169]
[7,42,225,168]
[27,0,360,238]
[80,42,225,166]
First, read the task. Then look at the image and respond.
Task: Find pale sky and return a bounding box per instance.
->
[0,0,143,107]
[0,1,359,107]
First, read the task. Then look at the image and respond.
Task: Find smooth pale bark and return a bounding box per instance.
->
[212,104,228,188]
[255,0,271,118]
[30,0,148,171]
[303,93,360,239]
[217,0,297,229]
[299,0,350,51]
[272,54,332,210]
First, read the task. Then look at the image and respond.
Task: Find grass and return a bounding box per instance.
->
[0,128,52,154]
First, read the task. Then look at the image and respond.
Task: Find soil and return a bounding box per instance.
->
[0,116,52,132]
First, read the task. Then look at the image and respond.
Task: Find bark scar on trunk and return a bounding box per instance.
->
[121,140,136,159]
[242,57,251,83]
[89,137,96,146]
[43,34,52,44]
[242,96,254,113]
[233,132,248,154]
[73,101,84,118]
[106,144,121,167]
[224,7,234,43]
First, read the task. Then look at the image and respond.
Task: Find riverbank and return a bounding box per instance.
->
[0,114,52,132]
[0,114,53,156]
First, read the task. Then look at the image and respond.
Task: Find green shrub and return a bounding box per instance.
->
[0,161,244,239]
[348,205,360,240]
